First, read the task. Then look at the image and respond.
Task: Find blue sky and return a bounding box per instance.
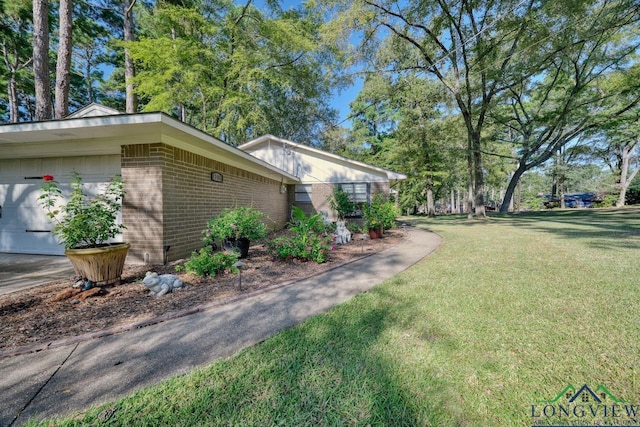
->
[331,79,362,125]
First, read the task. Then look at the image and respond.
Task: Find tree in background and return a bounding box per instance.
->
[54,0,73,118]
[1,0,33,122]
[588,71,640,207]
[320,0,554,217]
[493,1,640,213]
[125,0,335,144]
[32,0,52,120]
[320,0,640,215]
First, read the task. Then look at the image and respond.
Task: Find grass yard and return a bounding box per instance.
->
[33,208,640,426]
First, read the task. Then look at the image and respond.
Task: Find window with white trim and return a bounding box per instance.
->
[294,184,312,202]
[338,182,369,203]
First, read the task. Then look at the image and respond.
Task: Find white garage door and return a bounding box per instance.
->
[0,155,121,255]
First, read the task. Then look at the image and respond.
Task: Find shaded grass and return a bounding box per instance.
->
[31,208,640,426]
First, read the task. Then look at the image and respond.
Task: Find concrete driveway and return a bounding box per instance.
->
[0,253,75,296]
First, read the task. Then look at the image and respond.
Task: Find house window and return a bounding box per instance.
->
[295,184,312,202]
[338,183,369,203]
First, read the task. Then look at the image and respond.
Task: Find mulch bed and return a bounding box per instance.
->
[0,229,406,351]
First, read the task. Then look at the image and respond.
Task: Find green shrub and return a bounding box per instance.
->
[327,187,356,220]
[185,246,240,277]
[203,207,268,245]
[267,234,333,264]
[595,194,618,208]
[379,198,399,230]
[363,193,398,231]
[267,206,333,263]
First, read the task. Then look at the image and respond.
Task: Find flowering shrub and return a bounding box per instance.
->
[39,172,126,249]
[184,246,240,277]
[203,207,268,245]
[267,206,333,263]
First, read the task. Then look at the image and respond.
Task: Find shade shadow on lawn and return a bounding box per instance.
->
[428,208,640,251]
[58,290,439,426]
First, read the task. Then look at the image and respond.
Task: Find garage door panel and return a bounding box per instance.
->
[0,155,120,255]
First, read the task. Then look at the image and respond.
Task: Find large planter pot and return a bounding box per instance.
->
[368,227,383,239]
[223,237,251,259]
[65,243,130,285]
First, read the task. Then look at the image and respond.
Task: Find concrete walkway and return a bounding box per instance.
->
[0,254,75,296]
[0,227,442,427]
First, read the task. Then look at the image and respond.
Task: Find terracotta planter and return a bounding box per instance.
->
[65,243,130,285]
[368,227,383,239]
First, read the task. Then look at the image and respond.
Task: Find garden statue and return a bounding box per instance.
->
[142,271,183,297]
[335,220,352,244]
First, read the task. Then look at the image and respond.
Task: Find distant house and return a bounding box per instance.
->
[238,135,406,220]
[0,104,297,264]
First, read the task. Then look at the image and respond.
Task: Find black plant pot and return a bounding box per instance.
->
[224,237,250,258]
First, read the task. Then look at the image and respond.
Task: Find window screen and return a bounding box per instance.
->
[294,184,312,202]
[338,183,369,203]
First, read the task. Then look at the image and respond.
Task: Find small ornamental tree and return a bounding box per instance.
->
[327,187,356,220]
[39,172,126,249]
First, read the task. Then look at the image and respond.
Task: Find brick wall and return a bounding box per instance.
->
[122,143,289,264]
[121,144,164,264]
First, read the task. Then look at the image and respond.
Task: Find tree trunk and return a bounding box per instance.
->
[450,189,455,214]
[472,132,486,217]
[124,0,137,113]
[54,0,73,119]
[466,135,474,219]
[85,56,93,103]
[33,0,52,121]
[616,142,640,207]
[516,177,522,212]
[499,163,527,214]
[2,40,24,123]
[8,73,19,122]
[426,185,435,217]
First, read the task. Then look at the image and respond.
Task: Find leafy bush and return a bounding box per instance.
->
[268,234,332,264]
[363,193,398,231]
[378,198,399,230]
[39,172,126,249]
[327,187,356,220]
[267,206,333,263]
[203,207,268,245]
[289,205,328,235]
[184,246,240,277]
[594,194,618,208]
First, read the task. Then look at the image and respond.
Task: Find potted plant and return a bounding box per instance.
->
[363,193,398,239]
[39,172,128,288]
[203,207,268,258]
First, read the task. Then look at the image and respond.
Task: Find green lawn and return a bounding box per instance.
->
[34,208,640,426]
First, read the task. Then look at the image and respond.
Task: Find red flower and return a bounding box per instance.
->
[43,175,54,181]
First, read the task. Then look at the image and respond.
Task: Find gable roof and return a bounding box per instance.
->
[66,103,123,118]
[238,134,407,182]
[0,107,298,184]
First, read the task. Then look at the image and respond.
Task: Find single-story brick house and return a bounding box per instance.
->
[238,135,406,220]
[0,104,297,264]
[0,105,405,264]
